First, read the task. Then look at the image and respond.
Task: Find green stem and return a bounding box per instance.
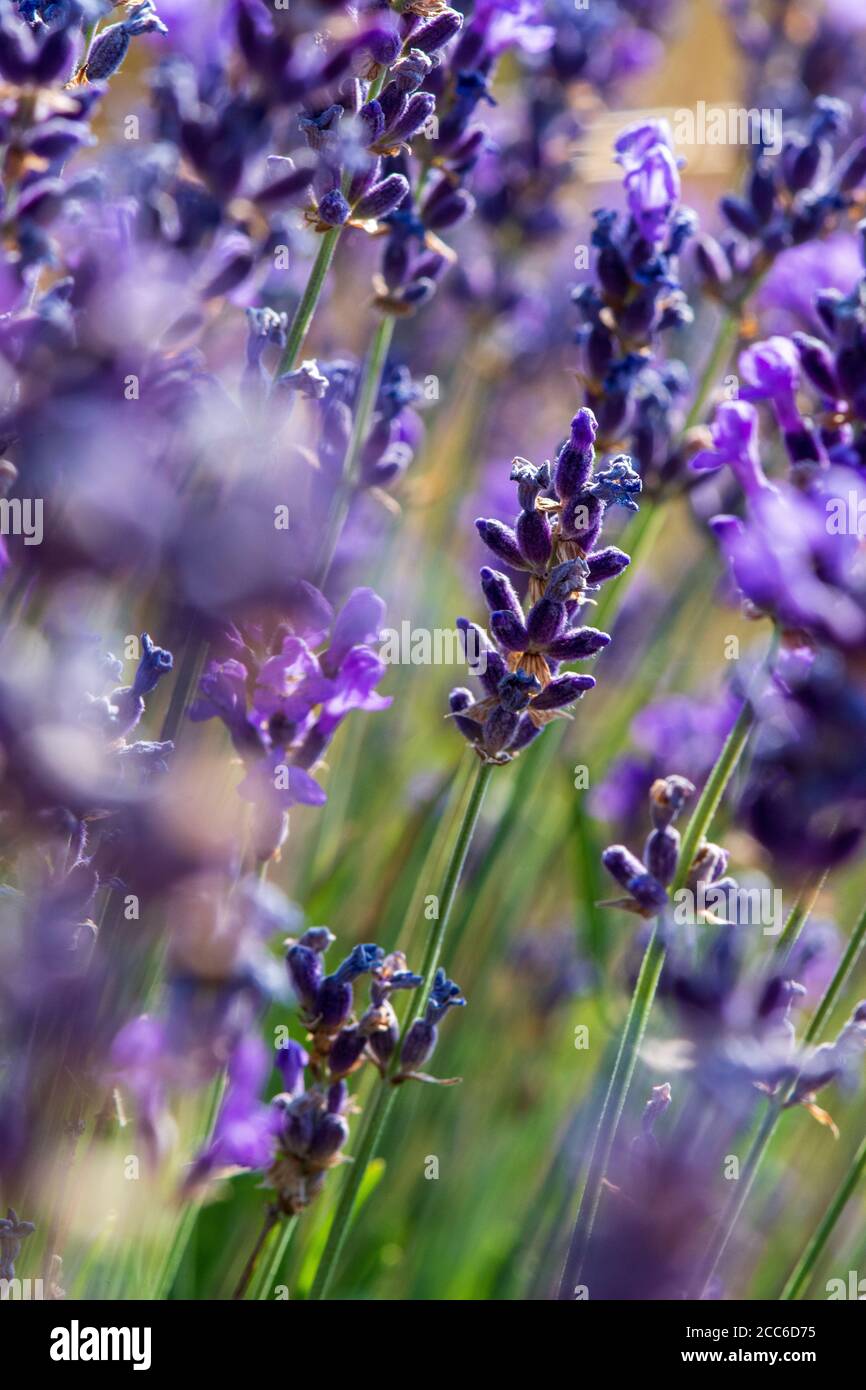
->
[317,315,396,587]
[271,63,392,383]
[771,870,828,968]
[308,759,493,1300]
[696,898,866,1297]
[557,924,667,1297]
[780,1133,866,1300]
[557,636,774,1298]
[275,228,343,379]
[681,309,742,435]
[679,272,766,438]
[252,1215,299,1300]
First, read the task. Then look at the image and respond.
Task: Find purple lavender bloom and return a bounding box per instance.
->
[690,399,778,499]
[464,0,555,58]
[742,651,866,869]
[189,590,390,859]
[188,1036,279,1183]
[475,412,641,585]
[614,119,682,246]
[709,475,866,647]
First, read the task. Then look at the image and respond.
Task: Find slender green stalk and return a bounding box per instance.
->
[251,1215,299,1300]
[769,868,829,970]
[275,229,342,379]
[781,1133,866,1300]
[557,924,667,1297]
[678,273,766,439]
[317,315,396,586]
[695,898,866,1297]
[308,759,493,1300]
[272,64,392,382]
[557,641,773,1298]
[681,309,742,435]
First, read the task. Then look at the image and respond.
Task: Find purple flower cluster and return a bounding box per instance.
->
[450,406,638,762]
[574,119,695,489]
[695,99,866,306]
[176,933,466,1213]
[189,586,390,860]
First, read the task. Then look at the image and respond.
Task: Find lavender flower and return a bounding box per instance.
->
[189,589,391,859]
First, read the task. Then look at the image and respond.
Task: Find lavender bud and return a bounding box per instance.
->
[309,1112,349,1163]
[275,1039,308,1096]
[355,173,410,221]
[644,827,679,887]
[287,944,323,1011]
[554,409,596,499]
[515,508,552,569]
[317,189,351,226]
[390,51,434,93]
[384,92,435,146]
[719,194,759,238]
[366,28,401,66]
[423,187,475,231]
[327,1080,348,1114]
[475,518,526,569]
[400,1018,436,1071]
[694,234,732,291]
[586,547,630,585]
[530,674,594,710]
[602,845,668,913]
[329,1026,367,1077]
[547,627,610,661]
[649,776,695,830]
[411,10,463,55]
[316,977,353,1029]
[298,927,335,953]
[792,332,840,399]
[687,842,729,890]
[479,567,523,618]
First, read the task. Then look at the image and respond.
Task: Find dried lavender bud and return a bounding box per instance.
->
[649,775,695,830]
[687,842,729,890]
